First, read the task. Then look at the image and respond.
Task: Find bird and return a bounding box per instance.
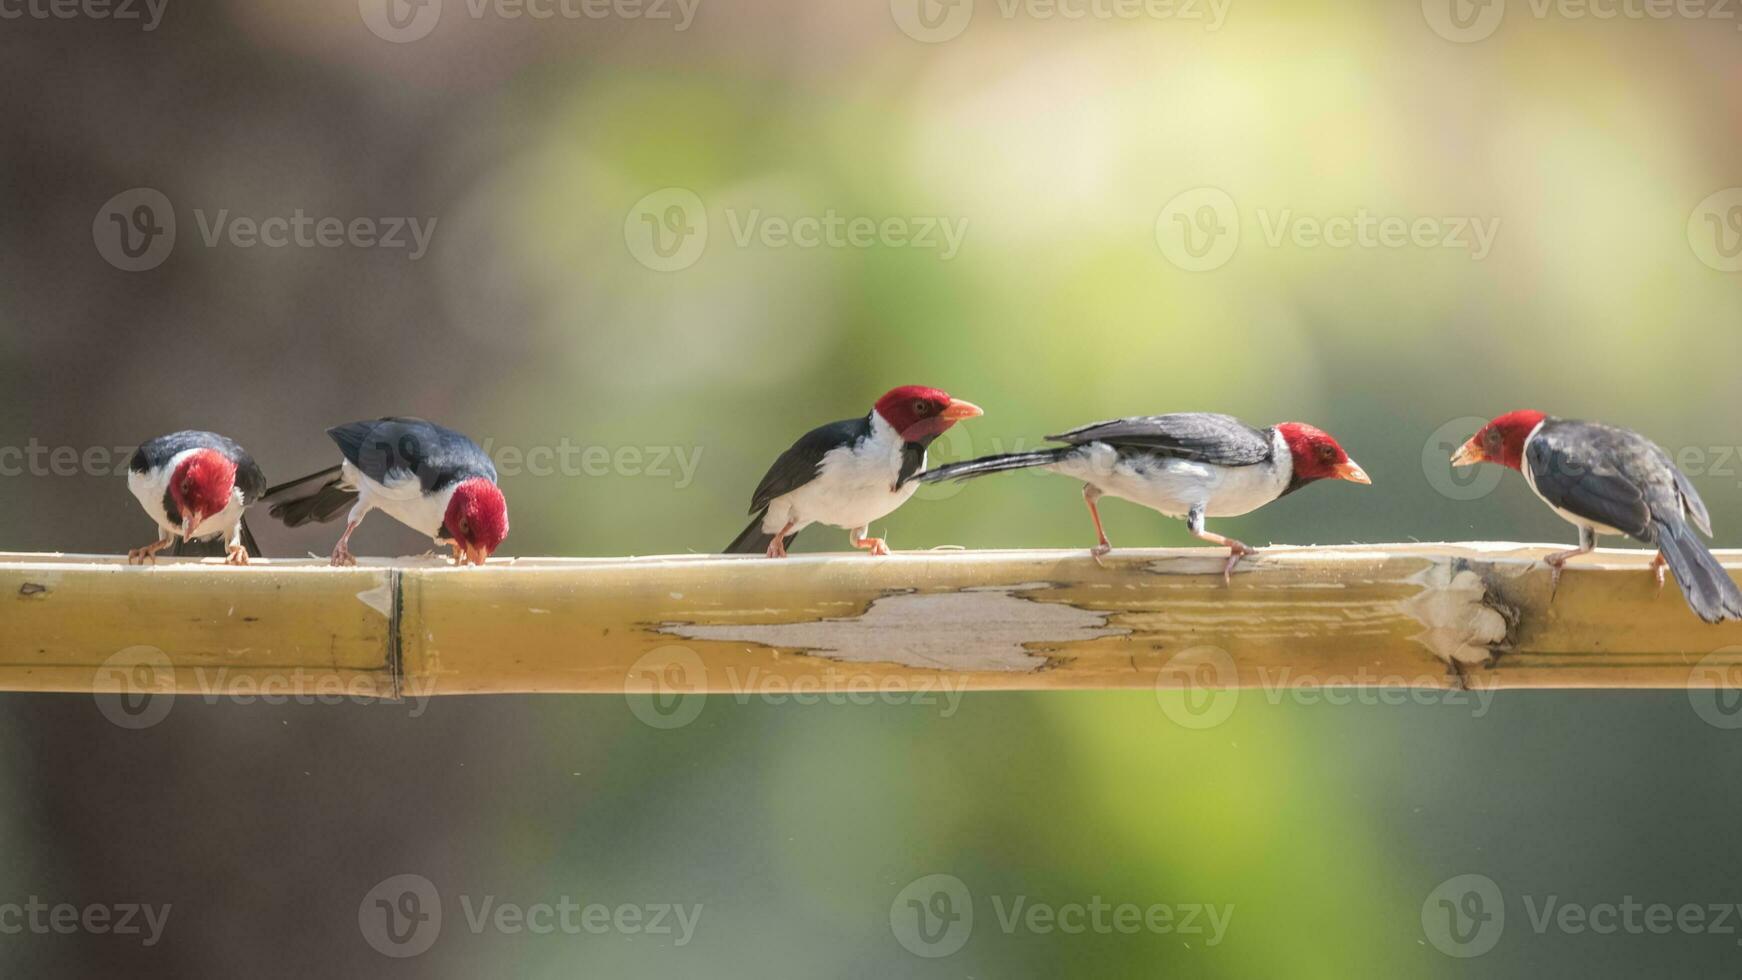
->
[916,412,1370,581]
[1451,410,1742,623]
[126,430,266,565]
[261,418,508,566]
[724,385,984,557]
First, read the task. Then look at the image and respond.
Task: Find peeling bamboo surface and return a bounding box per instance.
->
[4,545,1742,697]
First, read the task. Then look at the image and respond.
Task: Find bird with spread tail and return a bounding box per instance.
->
[1452,410,1742,623]
[126,430,266,565]
[725,385,984,557]
[262,417,508,566]
[917,412,1370,581]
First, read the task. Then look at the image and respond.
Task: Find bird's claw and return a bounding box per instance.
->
[127,541,169,565]
[1650,553,1668,596]
[1222,546,1256,587]
[225,545,250,566]
[330,547,357,567]
[1543,559,1565,605]
[1089,543,1112,567]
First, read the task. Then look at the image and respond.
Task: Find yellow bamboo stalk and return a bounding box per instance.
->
[4,545,1741,701]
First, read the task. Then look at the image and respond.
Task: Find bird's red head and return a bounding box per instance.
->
[169,449,237,537]
[1276,423,1371,485]
[1451,410,1547,471]
[872,385,984,444]
[445,478,509,566]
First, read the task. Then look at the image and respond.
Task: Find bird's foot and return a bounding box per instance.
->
[764,539,786,559]
[127,540,170,565]
[225,544,250,566]
[1543,558,1566,604]
[1089,542,1113,567]
[853,536,891,557]
[1222,545,1257,587]
[1650,552,1668,595]
[330,545,357,567]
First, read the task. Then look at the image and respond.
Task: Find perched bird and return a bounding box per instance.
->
[126,430,265,565]
[262,418,507,566]
[725,385,984,557]
[1451,410,1742,622]
[917,413,1370,581]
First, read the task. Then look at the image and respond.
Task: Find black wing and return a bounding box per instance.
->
[1524,420,1682,540]
[129,430,266,503]
[747,416,869,514]
[1046,413,1274,466]
[327,418,496,494]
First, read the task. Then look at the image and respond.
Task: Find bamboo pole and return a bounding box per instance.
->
[5,545,1742,701]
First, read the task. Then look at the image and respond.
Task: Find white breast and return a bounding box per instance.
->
[127,450,247,542]
[1049,429,1292,519]
[346,460,456,539]
[763,413,920,533]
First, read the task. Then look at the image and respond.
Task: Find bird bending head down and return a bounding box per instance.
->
[446,478,509,566]
[170,449,238,539]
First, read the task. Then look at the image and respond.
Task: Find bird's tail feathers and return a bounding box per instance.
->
[262,465,357,528]
[724,512,801,555]
[916,448,1070,484]
[1655,518,1742,623]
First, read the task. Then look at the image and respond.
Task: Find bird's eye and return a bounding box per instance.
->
[1485,429,1502,449]
[913,400,931,415]
[458,519,470,536]
[1317,445,1336,463]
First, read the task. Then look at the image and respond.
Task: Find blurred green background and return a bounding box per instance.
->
[4,0,1742,975]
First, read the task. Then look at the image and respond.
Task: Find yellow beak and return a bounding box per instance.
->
[1449,439,1484,467]
[1333,461,1372,485]
[941,399,984,421]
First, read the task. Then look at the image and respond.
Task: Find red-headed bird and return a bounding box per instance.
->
[126,431,265,564]
[725,385,984,557]
[1451,410,1742,622]
[262,418,507,566]
[917,413,1370,581]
